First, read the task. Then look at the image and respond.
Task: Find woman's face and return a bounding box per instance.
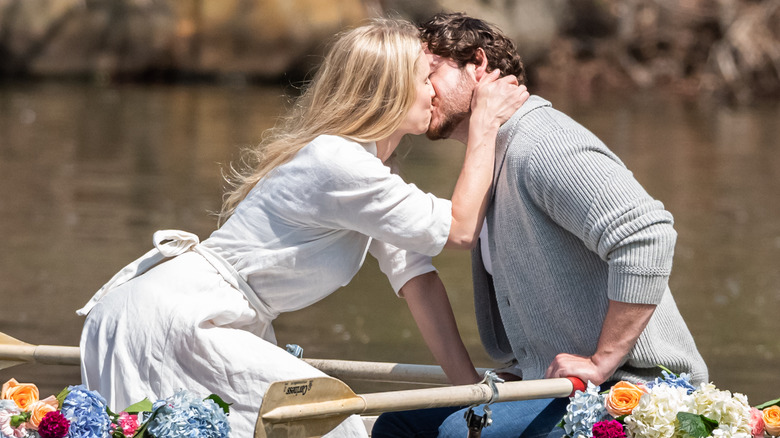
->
[395,50,435,136]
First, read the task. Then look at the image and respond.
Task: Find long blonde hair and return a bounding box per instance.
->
[218,18,423,224]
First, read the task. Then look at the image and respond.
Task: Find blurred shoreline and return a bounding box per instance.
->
[1,0,778,104]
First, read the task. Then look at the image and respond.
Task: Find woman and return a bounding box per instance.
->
[77,18,527,437]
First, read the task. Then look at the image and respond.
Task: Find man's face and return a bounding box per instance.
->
[425,47,475,141]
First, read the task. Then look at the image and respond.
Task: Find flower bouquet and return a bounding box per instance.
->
[559,367,780,438]
[0,378,231,438]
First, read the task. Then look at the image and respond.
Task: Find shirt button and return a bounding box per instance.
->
[505,297,511,306]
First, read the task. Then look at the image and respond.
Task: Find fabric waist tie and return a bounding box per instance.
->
[76,230,279,342]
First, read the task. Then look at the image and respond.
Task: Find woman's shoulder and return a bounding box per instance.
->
[308,134,364,152]
[303,135,382,173]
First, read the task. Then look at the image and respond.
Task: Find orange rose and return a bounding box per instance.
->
[1,378,39,411]
[605,381,647,417]
[26,396,59,429]
[763,405,780,436]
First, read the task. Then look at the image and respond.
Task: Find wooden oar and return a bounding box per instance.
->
[255,375,585,438]
[0,332,489,385]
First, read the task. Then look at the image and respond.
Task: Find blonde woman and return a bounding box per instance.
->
[77,18,527,437]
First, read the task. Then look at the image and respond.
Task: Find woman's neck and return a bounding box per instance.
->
[375,134,403,162]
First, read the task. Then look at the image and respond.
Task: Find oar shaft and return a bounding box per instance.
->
[0,341,473,385]
[0,345,80,365]
[302,358,490,385]
[362,377,576,414]
[263,378,578,422]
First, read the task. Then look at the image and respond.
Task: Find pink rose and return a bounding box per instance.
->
[750,407,766,437]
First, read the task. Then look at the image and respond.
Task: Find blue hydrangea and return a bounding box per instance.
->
[646,370,696,394]
[60,384,112,438]
[147,390,230,438]
[561,382,610,438]
[0,400,19,412]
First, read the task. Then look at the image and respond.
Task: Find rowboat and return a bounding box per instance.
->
[0,332,583,437]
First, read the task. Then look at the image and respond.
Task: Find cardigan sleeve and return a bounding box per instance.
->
[524,129,676,305]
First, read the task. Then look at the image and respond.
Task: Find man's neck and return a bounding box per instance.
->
[449,119,470,144]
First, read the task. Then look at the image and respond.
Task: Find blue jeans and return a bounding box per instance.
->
[372,397,568,438]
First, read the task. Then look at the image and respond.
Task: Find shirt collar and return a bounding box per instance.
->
[363,141,378,157]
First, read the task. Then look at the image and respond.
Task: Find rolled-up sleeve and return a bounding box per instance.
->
[369,239,437,295]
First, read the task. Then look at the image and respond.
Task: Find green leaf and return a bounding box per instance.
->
[55,386,71,408]
[657,364,674,376]
[677,412,718,438]
[10,412,31,428]
[205,394,232,415]
[123,398,154,414]
[756,397,780,410]
[106,405,119,420]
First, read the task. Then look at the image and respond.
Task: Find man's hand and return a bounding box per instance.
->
[544,300,657,385]
[544,353,613,385]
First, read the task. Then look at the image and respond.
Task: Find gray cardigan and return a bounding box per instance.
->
[472,96,708,384]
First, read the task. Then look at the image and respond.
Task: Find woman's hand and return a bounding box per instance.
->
[470,70,529,129]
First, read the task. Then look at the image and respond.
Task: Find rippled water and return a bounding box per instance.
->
[0,82,778,405]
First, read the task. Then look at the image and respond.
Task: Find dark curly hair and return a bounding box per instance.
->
[419,12,526,84]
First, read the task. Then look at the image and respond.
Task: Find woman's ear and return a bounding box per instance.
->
[473,48,490,81]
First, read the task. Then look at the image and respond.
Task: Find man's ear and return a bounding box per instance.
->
[473,48,490,81]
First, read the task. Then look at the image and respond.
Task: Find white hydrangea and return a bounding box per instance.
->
[689,383,752,437]
[624,384,693,438]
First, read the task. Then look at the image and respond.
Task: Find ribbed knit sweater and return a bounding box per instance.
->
[472,95,708,384]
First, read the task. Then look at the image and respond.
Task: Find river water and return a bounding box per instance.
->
[0,82,778,406]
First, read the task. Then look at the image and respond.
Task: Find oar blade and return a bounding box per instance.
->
[255,376,362,438]
[255,414,351,438]
[0,332,32,370]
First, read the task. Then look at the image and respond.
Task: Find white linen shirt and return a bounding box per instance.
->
[203,134,452,316]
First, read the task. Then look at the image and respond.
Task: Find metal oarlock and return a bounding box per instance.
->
[285,344,303,358]
[464,370,505,437]
[464,405,492,438]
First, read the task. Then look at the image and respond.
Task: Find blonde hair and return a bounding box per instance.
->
[218,18,422,224]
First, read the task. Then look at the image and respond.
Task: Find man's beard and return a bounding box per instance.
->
[426,110,469,140]
[426,71,473,140]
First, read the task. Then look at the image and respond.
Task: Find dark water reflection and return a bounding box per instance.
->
[0,83,778,406]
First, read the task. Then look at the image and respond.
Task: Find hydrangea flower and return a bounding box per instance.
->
[562,382,610,438]
[0,401,18,413]
[688,383,752,437]
[59,385,112,438]
[623,384,693,438]
[146,390,230,438]
[646,370,696,395]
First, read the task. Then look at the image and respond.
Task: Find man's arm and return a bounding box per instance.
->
[544,300,656,384]
[400,271,481,385]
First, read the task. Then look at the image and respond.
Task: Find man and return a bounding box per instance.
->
[373,12,707,438]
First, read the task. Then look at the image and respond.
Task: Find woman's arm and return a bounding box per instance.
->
[399,271,481,385]
[446,71,528,249]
